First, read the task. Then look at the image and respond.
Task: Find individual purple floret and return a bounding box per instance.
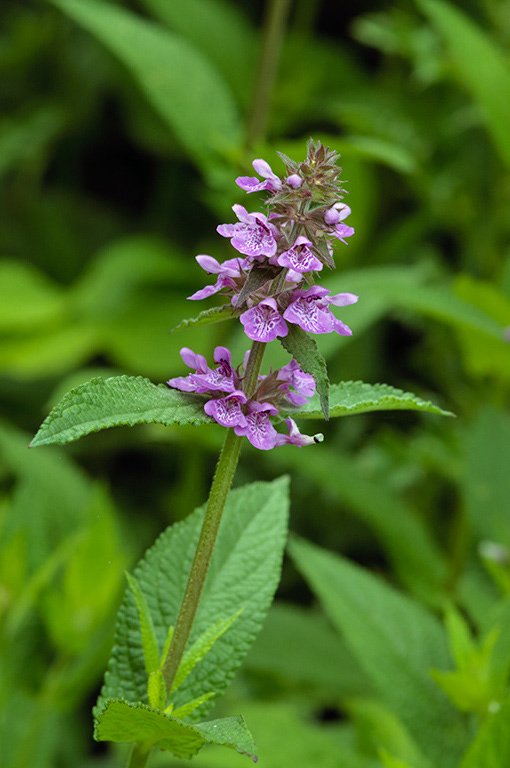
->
[286,174,302,189]
[276,236,323,273]
[217,204,278,260]
[275,418,324,447]
[236,159,282,194]
[277,359,316,406]
[234,401,279,451]
[240,298,289,342]
[167,346,237,394]
[324,203,351,226]
[204,391,247,428]
[283,286,358,335]
[188,255,247,301]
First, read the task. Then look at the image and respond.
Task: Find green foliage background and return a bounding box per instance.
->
[1,0,510,766]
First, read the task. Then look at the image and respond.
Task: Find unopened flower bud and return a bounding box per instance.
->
[324,207,341,225]
[287,174,302,189]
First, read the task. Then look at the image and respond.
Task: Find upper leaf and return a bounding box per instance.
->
[30,376,211,447]
[94,699,256,760]
[50,0,241,171]
[283,381,453,420]
[97,477,289,722]
[170,305,235,333]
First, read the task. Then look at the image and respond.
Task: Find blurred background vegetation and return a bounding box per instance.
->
[1,0,510,766]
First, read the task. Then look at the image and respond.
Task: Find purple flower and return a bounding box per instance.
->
[240,298,288,342]
[204,390,247,428]
[188,255,246,300]
[286,174,302,189]
[234,401,278,450]
[332,222,355,244]
[167,346,236,393]
[275,418,324,447]
[283,286,358,335]
[217,204,277,260]
[277,359,315,406]
[324,203,351,226]
[276,236,323,274]
[236,159,282,193]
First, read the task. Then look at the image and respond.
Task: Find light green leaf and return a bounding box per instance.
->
[417,0,510,169]
[280,325,329,419]
[284,381,453,420]
[172,609,242,692]
[289,536,469,767]
[148,670,166,710]
[125,573,160,676]
[379,749,418,768]
[459,696,510,768]
[171,692,215,719]
[50,0,241,170]
[0,260,64,331]
[140,0,257,106]
[30,376,211,448]
[94,699,256,760]
[270,446,447,605]
[171,305,235,333]
[97,477,289,721]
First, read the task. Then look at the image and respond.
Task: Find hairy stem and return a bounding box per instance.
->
[245,0,292,150]
[161,428,243,695]
[243,341,267,396]
[126,742,152,768]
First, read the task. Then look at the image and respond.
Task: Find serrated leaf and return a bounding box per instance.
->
[94,699,256,760]
[98,478,289,722]
[171,692,215,719]
[280,325,329,419]
[283,381,453,420]
[50,0,241,171]
[125,572,160,676]
[172,608,242,692]
[289,536,470,767]
[459,695,510,768]
[171,304,235,333]
[30,376,211,448]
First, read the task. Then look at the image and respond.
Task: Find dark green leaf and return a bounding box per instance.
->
[171,305,235,333]
[283,381,453,419]
[30,376,211,448]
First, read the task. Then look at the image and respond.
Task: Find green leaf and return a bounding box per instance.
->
[270,446,447,605]
[94,699,256,760]
[125,573,160,677]
[148,670,166,710]
[172,609,242,692]
[235,265,276,308]
[50,0,241,171]
[283,381,453,419]
[280,325,329,419]
[171,305,235,333]
[417,0,510,169]
[97,477,289,721]
[459,695,510,768]
[289,536,469,767]
[171,692,215,719]
[379,749,418,768]
[30,376,211,448]
[140,0,257,107]
[0,259,64,331]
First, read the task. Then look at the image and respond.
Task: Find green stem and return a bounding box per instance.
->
[245,0,293,151]
[126,742,152,768]
[161,428,243,695]
[243,341,267,396]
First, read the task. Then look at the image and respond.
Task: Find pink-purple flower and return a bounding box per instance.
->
[188,255,247,301]
[240,298,289,343]
[275,418,324,447]
[217,204,278,260]
[276,236,323,273]
[236,159,282,194]
[233,401,279,450]
[204,391,247,428]
[283,286,358,335]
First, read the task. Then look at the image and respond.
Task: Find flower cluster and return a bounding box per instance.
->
[168,347,323,450]
[168,141,357,450]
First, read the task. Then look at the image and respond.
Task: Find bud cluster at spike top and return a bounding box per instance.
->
[167,141,357,450]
